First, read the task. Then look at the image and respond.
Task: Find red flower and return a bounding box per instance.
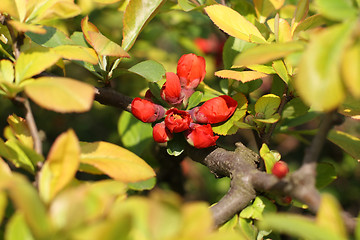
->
[190,95,238,124]
[177,53,206,89]
[131,97,165,123]
[153,122,172,143]
[185,124,219,148]
[161,72,183,105]
[165,108,192,133]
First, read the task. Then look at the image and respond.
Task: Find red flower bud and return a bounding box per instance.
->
[165,108,192,133]
[161,72,183,105]
[185,124,219,148]
[153,122,172,143]
[272,161,289,179]
[190,95,238,124]
[177,53,206,89]
[131,97,165,123]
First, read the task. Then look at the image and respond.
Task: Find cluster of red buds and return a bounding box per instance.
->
[131,54,238,149]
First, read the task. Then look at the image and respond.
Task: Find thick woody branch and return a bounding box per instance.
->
[94,87,132,112]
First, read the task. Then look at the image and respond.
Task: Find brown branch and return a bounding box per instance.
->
[94,87,132,112]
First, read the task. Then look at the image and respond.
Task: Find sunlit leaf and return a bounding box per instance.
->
[7,20,46,34]
[339,95,360,119]
[128,60,166,82]
[0,191,7,225]
[259,213,344,240]
[15,50,60,82]
[233,42,304,67]
[260,143,281,173]
[267,18,292,42]
[5,212,35,240]
[327,130,360,160]
[316,194,347,238]
[0,0,23,20]
[212,93,248,135]
[80,141,155,183]
[342,42,360,98]
[30,0,81,22]
[215,70,267,83]
[179,203,213,238]
[272,60,290,84]
[7,114,33,149]
[0,59,14,84]
[315,0,357,21]
[122,0,166,51]
[52,45,98,64]
[295,21,356,111]
[247,64,276,74]
[4,139,37,173]
[254,0,285,23]
[240,196,277,220]
[81,16,100,45]
[291,0,309,33]
[26,26,73,47]
[24,77,94,113]
[88,31,130,57]
[293,14,326,36]
[205,4,267,43]
[39,129,80,202]
[128,177,156,191]
[186,91,203,110]
[255,94,281,118]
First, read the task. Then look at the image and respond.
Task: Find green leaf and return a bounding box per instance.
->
[260,143,281,173]
[0,191,7,225]
[24,77,95,113]
[316,162,337,189]
[212,93,248,135]
[178,0,198,12]
[240,196,277,220]
[254,0,284,23]
[4,139,36,173]
[15,49,60,82]
[295,21,356,111]
[342,42,360,98]
[52,45,98,64]
[122,0,166,51]
[291,0,309,31]
[80,141,155,182]
[128,60,166,82]
[5,212,35,240]
[255,94,281,118]
[238,218,258,240]
[282,97,309,119]
[315,0,358,21]
[254,113,280,123]
[339,95,360,118]
[272,60,290,84]
[222,37,256,69]
[259,213,345,240]
[293,14,326,36]
[327,130,360,160]
[127,177,156,191]
[205,4,267,43]
[167,136,185,156]
[88,31,130,58]
[233,42,305,67]
[186,91,203,110]
[7,114,33,149]
[39,129,80,203]
[26,26,73,48]
[316,194,347,239]
[118,111,153,156]
[0,59,14,84]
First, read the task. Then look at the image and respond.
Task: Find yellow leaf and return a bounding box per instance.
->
[254,0,285,23]
[88,31,130,57]
[15,49,60,82]
[8,20,46,34]
[39,129,80,202]
[342,43,360,98]
[267,18,292,42]
[24,77,94,113]
[0,0,27,21]
[316,194,347,239]
[31,0,81,22]
[52,45,98,64]
[205,4,267,43]
[0,60,14,84]
[7,114,33,149]
[81,16,100,46]
[80,141,155,183]
[215,70,267,83]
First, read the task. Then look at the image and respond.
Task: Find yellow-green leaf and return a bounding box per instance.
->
[79,141,155,183]
[267,18,292,42]
[215,70,267,83]
[205,4,267,43]
[0,59,14,84]
[255,94,281,118]
[291,0,309,33]
[24,77,94,113]
[122,0,166,51]
[39,129,80,203]
[295,21,355,111]
[30,0,81,22]
[7,114,33,149]
[233,42,304,67]
[260,143,281,173]
[0,0,27,21]
[327,130,360,160]
[254,0,285,23]
[272,60,290,84]
[316,194,347,239]
[8,20,46,34]
[15,50,60,82]
[52,45,98,64]
[88,31,130,57]
[342,42,360,98]
[81,16,100,45]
